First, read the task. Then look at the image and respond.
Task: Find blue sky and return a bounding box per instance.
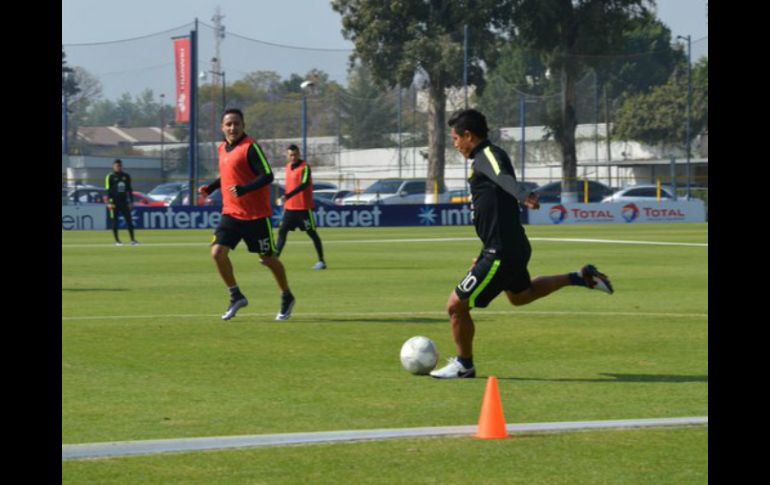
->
[62,0,708,101]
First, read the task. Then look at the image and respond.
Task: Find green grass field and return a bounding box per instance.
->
[62,223,708,483]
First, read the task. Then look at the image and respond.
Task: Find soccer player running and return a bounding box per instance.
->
[198,108,296,321]
[276,144,326,270]
[105,159,139,246]
[430,109,614,379]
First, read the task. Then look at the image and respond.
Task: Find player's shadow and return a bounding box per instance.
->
[62,288,129,292]
[492,373,708,383]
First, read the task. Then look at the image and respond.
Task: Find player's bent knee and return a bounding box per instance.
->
[211,245,228,260]
[506,289,533,307]
[260,254,280,267]
[447,293,470,316]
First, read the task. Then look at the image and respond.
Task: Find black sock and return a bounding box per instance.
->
[457,356,474,369]
[276,229,288,256]
[229,286,244,300]
[307,230,324,262]
[569,272,587,286]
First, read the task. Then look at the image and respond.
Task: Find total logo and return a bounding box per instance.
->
[549,205,568,224]
[621,203,640,223]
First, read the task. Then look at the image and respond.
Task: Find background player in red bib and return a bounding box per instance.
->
[199,109,296,321]
[276,145,326,270]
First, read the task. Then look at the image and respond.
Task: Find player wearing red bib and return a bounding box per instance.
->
[276,145,326,270]
[199,109,296,321]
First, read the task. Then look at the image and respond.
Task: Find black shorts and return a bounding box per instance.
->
[213,214,276,254]
[455,248,532,309]
[280,209,317,232]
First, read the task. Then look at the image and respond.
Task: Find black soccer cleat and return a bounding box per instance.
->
[581,264,614,294]
[276,292,295,321]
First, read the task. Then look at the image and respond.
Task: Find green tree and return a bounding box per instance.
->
[613,57,707,151]
[507,0,653,201]
[477,43,553,137]
[66,67,103,154]
[332,0,511,199]
[62,47,80,97]
[340,64,396,148]
[600,10,686,100]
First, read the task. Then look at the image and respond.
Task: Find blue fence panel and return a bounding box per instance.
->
[112,204,514,229]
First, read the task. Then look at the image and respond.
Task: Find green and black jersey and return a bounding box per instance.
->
[106,171,134,205]
[468,139,533,259]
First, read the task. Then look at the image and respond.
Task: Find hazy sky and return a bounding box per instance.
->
[62,0,708,101]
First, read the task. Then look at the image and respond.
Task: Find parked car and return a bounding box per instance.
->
[341,178,450,205]
[202,188,222,206]
[331,190,354,204]
[314,188,353,205]
[532,180,614,204]
[147,182,189,205]
[67,187,107,205]
[199,185,288,208]
[313,182,337,191]
[517,181,540,194]
[312,196,337,208]
[313,189,337,203]
[448,188,470,204]
[169,187,213,207]
[132,191,167,207]
[601,184,676,203]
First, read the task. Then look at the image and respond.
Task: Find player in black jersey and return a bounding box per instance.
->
[430,109,614,379]
[105,159,138,246]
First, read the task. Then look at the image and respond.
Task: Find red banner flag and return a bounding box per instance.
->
[174,38,191,123]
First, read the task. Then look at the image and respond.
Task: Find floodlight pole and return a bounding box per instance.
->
[302,94,308,158]
[463,24,469,193]
[188,18,199,206]
[62,93,68,154]
[677,34,693,199]
[520,95,526,182]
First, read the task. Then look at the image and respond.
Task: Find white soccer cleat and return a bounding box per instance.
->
[222,297,248,321]
[430,357,476,379]
[312,261,327,271]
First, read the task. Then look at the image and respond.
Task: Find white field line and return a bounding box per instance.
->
[61,309,708,321]
[61,236,707,248]
[61,416,708,461]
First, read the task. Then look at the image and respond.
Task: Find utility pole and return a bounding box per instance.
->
[212,6,225,94]
[463,24,469,194]
[397,87,402,178]
[160,93,165,170]
[188,18,198,206]
[677,34,693,199]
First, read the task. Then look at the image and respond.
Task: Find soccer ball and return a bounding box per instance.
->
[400,336,439,375]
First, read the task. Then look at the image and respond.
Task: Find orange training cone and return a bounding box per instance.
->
[475,376,509,439]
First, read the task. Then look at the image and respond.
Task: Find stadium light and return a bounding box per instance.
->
[200,67,227,110]
[301,80,315,157]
